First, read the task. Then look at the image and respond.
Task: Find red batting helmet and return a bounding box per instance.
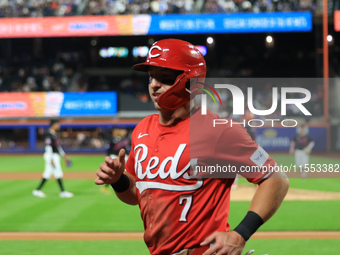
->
[132,39,206,110]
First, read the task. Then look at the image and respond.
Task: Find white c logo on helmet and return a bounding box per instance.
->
[149,45,162,58]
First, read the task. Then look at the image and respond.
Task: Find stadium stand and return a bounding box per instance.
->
[0,0,318,18]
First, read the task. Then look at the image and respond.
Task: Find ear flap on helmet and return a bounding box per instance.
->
[157,72,190,110]
[157,73,206,110]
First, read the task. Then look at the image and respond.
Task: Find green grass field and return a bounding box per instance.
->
[0,153,339,254]
[0,155,104,172]
[0,240,339,255]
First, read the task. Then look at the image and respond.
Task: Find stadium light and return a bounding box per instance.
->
[266,35,273,44]
[132,46,149,58]
[91,39,97,46]
[207,37,214,44]
[327,35,333,42]
[99,47,129,58]
[148,38,155,45]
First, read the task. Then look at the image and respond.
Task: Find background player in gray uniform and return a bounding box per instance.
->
[290,123,315,179]
[32,119,74,198]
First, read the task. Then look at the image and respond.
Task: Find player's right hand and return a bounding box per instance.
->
[95,149,126,185]
[201,231,246,255]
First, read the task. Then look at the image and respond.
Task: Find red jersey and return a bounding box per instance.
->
[125,108,276,255]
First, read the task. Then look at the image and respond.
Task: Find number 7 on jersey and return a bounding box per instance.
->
[179,195,193,222]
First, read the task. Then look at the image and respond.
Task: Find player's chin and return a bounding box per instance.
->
[153,101,162,110]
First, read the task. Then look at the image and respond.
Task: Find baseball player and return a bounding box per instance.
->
[101,127,131,194]
[106,128,131,159]
[33,119,74,198]
[95,39,289,255]
[289,123,314,179]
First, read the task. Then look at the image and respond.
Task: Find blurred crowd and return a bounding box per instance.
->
[0,52,87,92]
[0,0,317,18]
[0,125,133,151]
[0,0,82,17]
[0,60,324,118]
[0,57,149,96]
[202,0,316,13]
[0,50,152,106]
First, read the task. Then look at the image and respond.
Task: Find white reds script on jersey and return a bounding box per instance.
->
[125,107,276,255]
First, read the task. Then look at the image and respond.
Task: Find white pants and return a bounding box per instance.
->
[295,149,309,178]
[43,153,63,179]
[295,149,310,168]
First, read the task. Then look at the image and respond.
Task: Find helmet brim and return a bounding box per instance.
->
[132,61,185,73]
[132,62,150,72]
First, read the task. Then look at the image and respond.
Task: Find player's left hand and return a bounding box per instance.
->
[201,231,246,255]
[64,155,71,167]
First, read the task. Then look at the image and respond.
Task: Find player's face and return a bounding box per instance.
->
[299,127,306,136]
[148,66,182,110]
[52,123,60,131]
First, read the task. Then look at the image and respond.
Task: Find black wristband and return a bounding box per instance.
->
[233,211,264,241]
[110,174,130,193]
